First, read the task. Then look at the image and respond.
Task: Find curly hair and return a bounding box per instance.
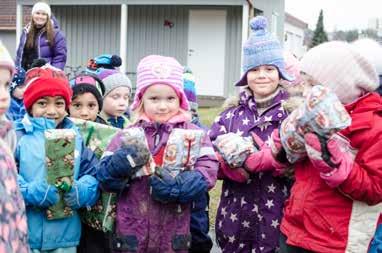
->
[25,17,54,49]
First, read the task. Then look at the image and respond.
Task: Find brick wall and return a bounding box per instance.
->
[0,0,31,29]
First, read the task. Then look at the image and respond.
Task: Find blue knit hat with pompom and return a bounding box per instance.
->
[236,16,294,86]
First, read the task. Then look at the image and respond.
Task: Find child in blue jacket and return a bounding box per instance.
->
[15,65,99,252]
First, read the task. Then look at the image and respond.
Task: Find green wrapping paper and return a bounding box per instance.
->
[44,129,76,220]
[70,118,120,232]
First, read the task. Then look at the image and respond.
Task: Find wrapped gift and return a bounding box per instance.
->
[280,85,351,163]
[214,133,257,168]
[45,129,76,220]
[162,128,205,177]
[70,118,120,159]
[120,127,156,178]
[70,118,120,232]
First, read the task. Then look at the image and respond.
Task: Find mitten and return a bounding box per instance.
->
[176,170,207,204]
[63,175,99,209]
[23,179,59,207]
[304,133,355,187]
[108,142,151,178]
[150,167,179,203]
[216,153,249,183]
[244,130,289,174]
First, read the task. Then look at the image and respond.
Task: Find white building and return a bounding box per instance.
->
[284,12,308,58]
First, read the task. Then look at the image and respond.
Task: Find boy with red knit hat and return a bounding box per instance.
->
[15,65,100,253]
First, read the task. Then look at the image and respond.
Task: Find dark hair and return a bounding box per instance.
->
[72,84,103,111]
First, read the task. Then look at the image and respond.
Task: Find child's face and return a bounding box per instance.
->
[301,72,320,97]
[31,96,67,125]
[142,84,180,123]
[102,87,130,118]
[69,92,99,122]
[247,65,280,99]
[0,69,11,116]
[13,85,27,100]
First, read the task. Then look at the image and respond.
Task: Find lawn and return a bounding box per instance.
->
[198,107,223,229]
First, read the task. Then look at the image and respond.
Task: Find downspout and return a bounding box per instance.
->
[120,4,128,74]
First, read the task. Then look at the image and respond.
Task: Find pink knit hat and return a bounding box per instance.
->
[131,55,189,110]
[300,41,379,104]
[0,40,15,76]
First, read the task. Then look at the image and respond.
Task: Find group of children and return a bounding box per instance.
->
[1,14,382,253]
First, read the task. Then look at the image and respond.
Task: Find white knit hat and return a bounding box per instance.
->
[300,41,379,104]
[0,40,15,76]
[32,2,51,18]
[352,38,382,75]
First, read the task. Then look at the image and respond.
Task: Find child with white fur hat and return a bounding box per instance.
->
[267,41,382,252]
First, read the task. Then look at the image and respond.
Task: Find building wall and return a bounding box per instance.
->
[0,30,16,58]
[52,4,241,96]
[251,0,285,43]
[284,22,306,58]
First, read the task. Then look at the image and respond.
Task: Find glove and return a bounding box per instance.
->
[150,168,179,203]
[216,153,249,183]
[304,133,355,187]
[150,168,207,204]
[26,180,59,207]
[63,175,99,209]
[244,130,289,174]
[108,142,151,179]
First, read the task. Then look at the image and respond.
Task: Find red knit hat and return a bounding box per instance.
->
[24,70,72,110]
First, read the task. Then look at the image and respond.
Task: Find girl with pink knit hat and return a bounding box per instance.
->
[95,55,218,252]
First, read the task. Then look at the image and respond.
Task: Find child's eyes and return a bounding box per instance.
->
[56,101,65,106]
[72,103,81,109]
[167,96,176,101]
[37,101,47,107]
[88,103,97,109]
[149,96,158,101]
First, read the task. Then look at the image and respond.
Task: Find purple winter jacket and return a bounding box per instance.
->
[209,88,292,253]
[15,16,67,70]
[100,118,218,253]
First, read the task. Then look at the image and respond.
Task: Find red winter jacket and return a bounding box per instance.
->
[281,93,382,253]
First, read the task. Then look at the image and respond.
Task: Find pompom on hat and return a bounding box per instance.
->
[24,65,72,110]
[131,55,189,111]
[0,40,15,76]
[300,41,379,104]
[236,16,293,86]
[32,2,51,18]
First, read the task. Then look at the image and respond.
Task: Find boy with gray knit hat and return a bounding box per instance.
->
[97,68,132,128]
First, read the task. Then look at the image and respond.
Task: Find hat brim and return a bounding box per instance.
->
[235,68,295,86]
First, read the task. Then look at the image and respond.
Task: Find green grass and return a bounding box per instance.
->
[198,107,223,228]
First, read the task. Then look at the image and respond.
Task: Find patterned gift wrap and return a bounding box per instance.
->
[280,85,351,163]
[162,128,205,177]
[45,129,76,220]
[70,118,120,232]
[120,127,156,178]
[214,133,257,168]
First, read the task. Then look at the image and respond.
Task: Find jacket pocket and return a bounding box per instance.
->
[172,234,192,251]
[111,234,138,252]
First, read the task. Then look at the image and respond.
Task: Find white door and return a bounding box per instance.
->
[188,10,227,97]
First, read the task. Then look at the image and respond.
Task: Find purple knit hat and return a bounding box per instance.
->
[131,55,189,111]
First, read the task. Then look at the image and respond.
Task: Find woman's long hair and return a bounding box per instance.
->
[25,17,54,49]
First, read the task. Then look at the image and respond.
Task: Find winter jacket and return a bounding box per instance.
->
[99,111,130,129]
[15,115,99,250]
[209,88,291,253]
[97,116,218,253]
[15,16,67,70]
[7,98,26,122]
[0,123,29,253]
[281,92,382,253]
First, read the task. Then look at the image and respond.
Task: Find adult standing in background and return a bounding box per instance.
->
[15,2,67,71]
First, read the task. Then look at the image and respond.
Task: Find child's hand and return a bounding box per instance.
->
[109,142,151,178]
[27,180,60,208]
[63,175,99,209]
[304,133,355,187]
[150,168,207,204]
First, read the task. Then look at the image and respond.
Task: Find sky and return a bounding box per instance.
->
[285,0,382,32]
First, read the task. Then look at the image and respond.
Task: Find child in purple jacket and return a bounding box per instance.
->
[209,16,294,253]
[96,55,218,253]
